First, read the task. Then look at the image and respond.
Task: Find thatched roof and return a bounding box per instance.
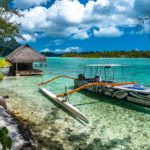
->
[6,44,46,63]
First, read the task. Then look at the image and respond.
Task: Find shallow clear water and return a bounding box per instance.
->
[0,58,150,150]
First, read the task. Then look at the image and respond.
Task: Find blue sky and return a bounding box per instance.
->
[12,0,150,53]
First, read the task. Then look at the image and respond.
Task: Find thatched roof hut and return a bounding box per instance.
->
[6,44,46,63]
[6,45,46,76]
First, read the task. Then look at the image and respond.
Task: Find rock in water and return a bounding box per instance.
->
[3,95,9,99]
[0,96,7,108]
[0,105,33,149]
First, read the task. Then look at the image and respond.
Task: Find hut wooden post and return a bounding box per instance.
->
[16,63,18,72]
[16,63,18,76]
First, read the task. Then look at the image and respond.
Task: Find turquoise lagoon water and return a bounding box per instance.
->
[0,57,150,150]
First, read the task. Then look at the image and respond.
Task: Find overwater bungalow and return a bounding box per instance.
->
[6,44,46,76]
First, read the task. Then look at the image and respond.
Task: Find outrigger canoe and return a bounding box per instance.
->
[39,64,150,123]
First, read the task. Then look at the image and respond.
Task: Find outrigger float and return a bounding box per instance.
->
[39,76,89,123]
[39,64,150,123]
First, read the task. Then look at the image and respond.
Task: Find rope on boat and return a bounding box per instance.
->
[38,76,77,85]
[57,82,136,97]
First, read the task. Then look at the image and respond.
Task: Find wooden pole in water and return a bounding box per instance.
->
[64,86,68,102]
[104,67,106,82]
[91,67,92,77]
[113,67,115,81]
[95,66,98,76]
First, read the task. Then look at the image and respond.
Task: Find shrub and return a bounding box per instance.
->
[0,127,12,150]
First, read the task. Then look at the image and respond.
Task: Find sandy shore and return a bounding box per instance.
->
[0,96,34,150]
[0,72,150,149]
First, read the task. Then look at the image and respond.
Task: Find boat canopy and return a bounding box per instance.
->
[86,64,124,67]
[83,64,127,81]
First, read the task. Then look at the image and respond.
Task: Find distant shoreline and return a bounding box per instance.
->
[46,57,150,59]
[41,50,150,58]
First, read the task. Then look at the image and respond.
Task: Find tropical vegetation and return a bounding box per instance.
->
[0,59,12,80]
[0,127,12,150]
[0,59,12,68]
[61,50,150,58]
[0,74,3,80]
[0,0,21,56]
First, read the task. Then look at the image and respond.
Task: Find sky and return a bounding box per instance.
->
[11,0,150,53]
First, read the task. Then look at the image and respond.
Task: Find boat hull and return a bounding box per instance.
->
[39,87,88,123]
[74,80,150,108]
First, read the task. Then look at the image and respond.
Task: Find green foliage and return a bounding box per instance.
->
[0,127,12,150]
[0,37,20,56]
[0,17,19,38]
[0,0,21,56]
[0,0,10,10]
[0,0,22,40]
[0,73,4,80]
[0,59,12,67]
[61,50,150,58]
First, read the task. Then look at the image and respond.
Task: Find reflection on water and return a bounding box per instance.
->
[0,58,150,149]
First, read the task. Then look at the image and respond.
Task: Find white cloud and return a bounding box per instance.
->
[13,0,49,9]
[54,46,83,54]
[134,0,150,17]
[133,0,150,34]
[49,39,64,46]
[49,0,85,24]
[13,0,140,41]
[94,26,123,37]
[138,20,150,34]
[72,31,89,40]
[19,6,49,33]
[40,48,52,52]
[15,33,36,43]
[116,5,127,12]
[23,33,36,41]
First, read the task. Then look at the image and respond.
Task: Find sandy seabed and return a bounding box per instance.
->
[0,75,150,150]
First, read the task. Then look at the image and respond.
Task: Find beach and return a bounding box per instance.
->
[0,57,150,150]
[0,96,33,150]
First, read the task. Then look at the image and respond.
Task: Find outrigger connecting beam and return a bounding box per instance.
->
[57,82,136,97]
[38,76,77,85]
